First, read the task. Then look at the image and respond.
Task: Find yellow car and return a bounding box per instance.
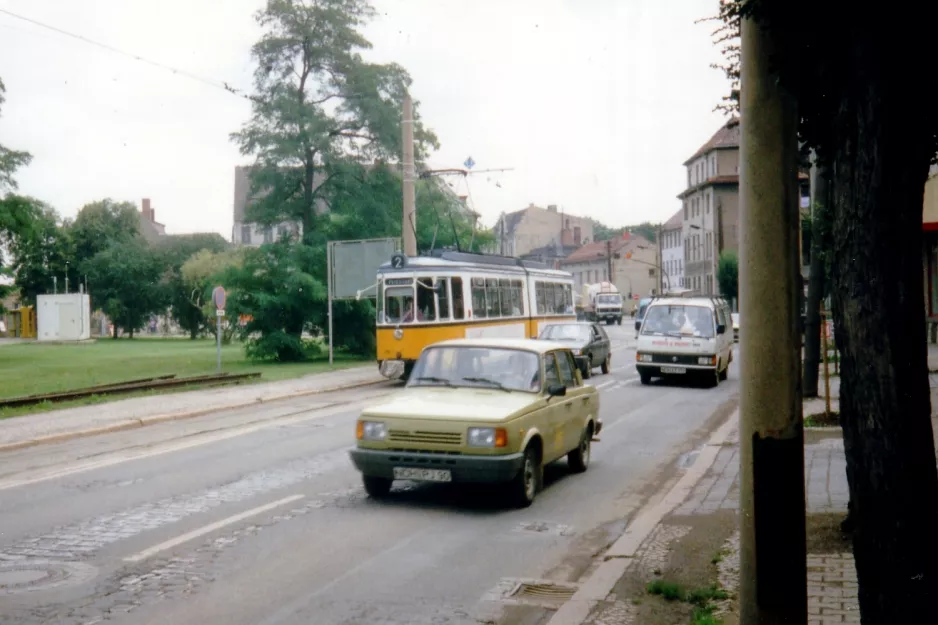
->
[349,338,602,507]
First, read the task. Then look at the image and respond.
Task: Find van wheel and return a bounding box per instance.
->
[617,317,622,325]
[601,354,611,374]
[362,476,392,498]
[568,426,592,473]
[508,446,540,508]
[708,368,720,388]
[719,363,728,381]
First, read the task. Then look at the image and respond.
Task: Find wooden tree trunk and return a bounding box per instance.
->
[829,87,938,620]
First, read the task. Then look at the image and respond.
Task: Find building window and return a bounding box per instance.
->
[263,227,273,244]
[240,224,251,244]
[706,193,711,214]
[648,268,655,277]
[684,202,688,219]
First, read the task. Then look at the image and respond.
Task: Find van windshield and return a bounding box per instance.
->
[641,305,715,338]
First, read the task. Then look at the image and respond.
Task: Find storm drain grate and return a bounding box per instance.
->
[483,577,579,608]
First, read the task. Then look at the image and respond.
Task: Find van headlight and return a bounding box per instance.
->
[637,353,653,362]
[698,356,716,366]
[357,420,387,441]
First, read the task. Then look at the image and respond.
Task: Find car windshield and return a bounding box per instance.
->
[640,304,716,338]
[539,324,591,341]
[407,346,542,393]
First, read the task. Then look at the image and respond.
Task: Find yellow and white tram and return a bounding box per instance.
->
[375,250,576,379]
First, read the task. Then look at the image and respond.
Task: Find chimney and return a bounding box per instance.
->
[547,204,558,213]
[141,198,152,221]
[574,226,582,246]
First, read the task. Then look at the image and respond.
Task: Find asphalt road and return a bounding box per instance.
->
[0,325,739,625]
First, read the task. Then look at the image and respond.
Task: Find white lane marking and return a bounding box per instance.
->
[0,394,389,492]
[124,494,305,563]
[593,380,617,391]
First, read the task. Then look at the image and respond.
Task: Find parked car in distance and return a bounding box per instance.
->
[348,338,602,508]
[538,321,612,379]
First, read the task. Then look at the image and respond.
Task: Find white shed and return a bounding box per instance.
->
[37,293,92,342]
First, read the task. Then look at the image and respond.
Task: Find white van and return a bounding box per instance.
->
[634,295,733,387]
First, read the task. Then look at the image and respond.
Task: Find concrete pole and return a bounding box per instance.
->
[402,92,417,257]
[657,222,664,294]
[738,15,807,625]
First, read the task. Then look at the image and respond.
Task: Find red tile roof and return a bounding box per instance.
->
[563,233,652,265]
[662,207,683,230]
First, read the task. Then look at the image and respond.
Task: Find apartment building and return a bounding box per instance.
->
[493,204,593,259]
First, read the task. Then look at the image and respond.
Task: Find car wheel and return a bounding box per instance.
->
[639,371,652,385]
[508,446,540,508]
[568,426,592,473]
[601,354,611,374]
[362,475,392,498]
[583,356,593,379]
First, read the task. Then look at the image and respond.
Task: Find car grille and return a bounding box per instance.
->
[388,430,462,445]
[650,353,705,366]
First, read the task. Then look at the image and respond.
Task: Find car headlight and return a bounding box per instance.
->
[637,353,653,362]
[357,420,387,441]
[467,427,507,448]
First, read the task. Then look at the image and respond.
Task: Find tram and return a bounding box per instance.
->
[374,250,576,379]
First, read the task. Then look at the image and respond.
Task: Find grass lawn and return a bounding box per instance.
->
[0,338,372,401]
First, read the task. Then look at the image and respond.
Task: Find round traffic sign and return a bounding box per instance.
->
[212,286,226,309]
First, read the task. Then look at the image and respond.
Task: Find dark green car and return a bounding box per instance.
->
[538,322,612,379]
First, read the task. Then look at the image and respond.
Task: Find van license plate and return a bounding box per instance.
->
[661,366,686,374]
[393,467,452,482]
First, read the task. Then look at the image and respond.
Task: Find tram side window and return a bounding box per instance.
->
[452,277,465,319]
[499,279,513,316]
[471,278,487,318]
[385,287,414,323]
[416,277,437,321]
[536,282,548,315]
[511,279,525,315]
[535,281,573,315]
[485,278,500,317]
[437,279,450,320]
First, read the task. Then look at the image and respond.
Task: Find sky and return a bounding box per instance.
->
[0,0,730,238]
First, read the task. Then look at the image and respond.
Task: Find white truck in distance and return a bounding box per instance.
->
[582,282,623,325]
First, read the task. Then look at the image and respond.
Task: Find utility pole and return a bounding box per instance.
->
[401,91,417,257]
[606,239,613,284]
[738,14,806,625]
[656,222,664,294]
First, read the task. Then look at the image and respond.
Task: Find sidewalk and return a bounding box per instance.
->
[577,421,855,625]
[0,364,386,451]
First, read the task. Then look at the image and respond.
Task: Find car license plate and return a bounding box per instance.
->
[393,467,452,482]
[661,366,686,374]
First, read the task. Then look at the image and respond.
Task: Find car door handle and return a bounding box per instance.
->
[581,396,589,403]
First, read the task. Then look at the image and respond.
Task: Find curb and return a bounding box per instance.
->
[0,376,389,453]
[545,409,739,625]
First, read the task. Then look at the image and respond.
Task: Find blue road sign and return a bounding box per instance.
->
[464,156,475,169]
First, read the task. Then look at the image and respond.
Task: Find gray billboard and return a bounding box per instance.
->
[329,238,400,299]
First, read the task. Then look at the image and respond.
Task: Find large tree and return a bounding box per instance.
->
[711,1,938,619]
[2,198,73,305]
[84,239,167,338]
[232,0,438,242]
[153,234,230,339]
[70,199,141,267]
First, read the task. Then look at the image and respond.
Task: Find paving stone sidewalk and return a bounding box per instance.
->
[0,364,385,448]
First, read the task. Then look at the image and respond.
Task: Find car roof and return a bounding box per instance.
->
[428,337,574,354]
[540,321,596,327]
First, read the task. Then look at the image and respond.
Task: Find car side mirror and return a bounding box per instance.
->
[547,383,567,398]
[634,320,641,332]
[717,324,726,335]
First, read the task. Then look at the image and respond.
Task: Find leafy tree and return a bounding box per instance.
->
[180,247,247,343]
[716,249,738,301]
[709,0,938,616]
[153,234,230,339]
[83,239,167,338]
[221,243,326,361]
[70,199,141,266]
[2,198,74,305]
[592,220,658,244]
[0,78,32,194]
[232,0,438,241]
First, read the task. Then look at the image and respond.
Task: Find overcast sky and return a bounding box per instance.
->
[0,0,729,238]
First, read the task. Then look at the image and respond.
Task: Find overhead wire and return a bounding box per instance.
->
[0,7,253,101]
